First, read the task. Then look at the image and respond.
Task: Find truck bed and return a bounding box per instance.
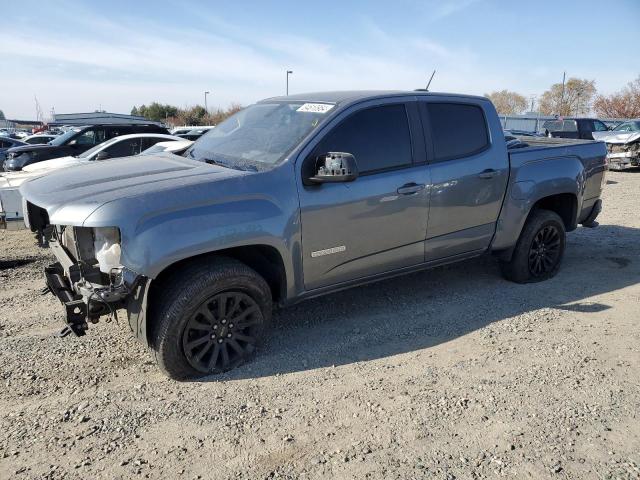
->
[509,135,607,221]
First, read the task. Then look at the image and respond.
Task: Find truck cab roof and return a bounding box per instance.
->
[260,90,490,108]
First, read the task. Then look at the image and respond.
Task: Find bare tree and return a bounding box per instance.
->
[485,90,528,115]
[593,75,640,118]
[539,78,596,116]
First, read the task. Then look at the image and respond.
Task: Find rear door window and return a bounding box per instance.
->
[314,104,413,174]
[424,103,489,162]
[562,120,578,132]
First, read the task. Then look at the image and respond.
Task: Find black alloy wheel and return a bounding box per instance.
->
[182,292,262,374]
[528,224,562,277]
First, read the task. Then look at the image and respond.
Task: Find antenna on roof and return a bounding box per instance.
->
[425,70,436,92]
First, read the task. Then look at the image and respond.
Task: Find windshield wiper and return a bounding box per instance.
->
[204,158,233,169]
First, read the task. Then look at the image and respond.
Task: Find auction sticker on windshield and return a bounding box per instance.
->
[297,103,334,113]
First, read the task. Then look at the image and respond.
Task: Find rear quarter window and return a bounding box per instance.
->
[425,103,489,162]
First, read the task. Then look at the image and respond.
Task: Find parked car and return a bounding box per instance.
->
[3,123,169,171]
[170,126,201,136]
[13,130,29,139]
[20,91,606,379]
[0,134,183,228]
[177,126,215,141]
[541,118,609,140]
[592,119,640,170]
[0,137,27,169]
[139,139,194,156]
[504,129,544,138]
[23,134,58,145]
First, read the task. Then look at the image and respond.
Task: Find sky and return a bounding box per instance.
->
[1,0,639,119]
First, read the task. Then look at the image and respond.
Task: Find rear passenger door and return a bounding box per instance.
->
[419,100,509,261]
[298,100,430,290]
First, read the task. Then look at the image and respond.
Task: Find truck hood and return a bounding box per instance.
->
[592,131,640,144]
[20,154,250,226]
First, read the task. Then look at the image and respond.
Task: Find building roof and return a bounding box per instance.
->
[50,112,163,126]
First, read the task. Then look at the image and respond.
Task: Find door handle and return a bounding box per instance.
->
[478,169,497,179]
[397,183,425,195]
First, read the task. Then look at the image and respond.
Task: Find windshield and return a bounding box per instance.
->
[49,129,81,146]
[613,121,640,132]
[185,102,333,170]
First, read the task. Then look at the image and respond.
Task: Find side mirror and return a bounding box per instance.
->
[95,151,110,160]
[309,152,358,184]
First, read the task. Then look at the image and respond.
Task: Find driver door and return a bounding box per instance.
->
[297,100,430,290]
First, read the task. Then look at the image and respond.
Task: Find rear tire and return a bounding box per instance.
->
[500,209,566,283]
[150,257,272,380]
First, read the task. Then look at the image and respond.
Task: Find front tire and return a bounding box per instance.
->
[500,209,566,283]
[150,257,272,380]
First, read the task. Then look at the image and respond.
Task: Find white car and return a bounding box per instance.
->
[170,126,201,135]
[23,134,58,145]
[139,139,193,156]
[0,133,184,228]
[593,120,640,170]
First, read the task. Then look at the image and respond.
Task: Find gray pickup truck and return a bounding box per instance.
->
[20,91,607,380]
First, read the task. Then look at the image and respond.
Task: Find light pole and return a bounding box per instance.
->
[204,91,210,114]
[286,70,293,96]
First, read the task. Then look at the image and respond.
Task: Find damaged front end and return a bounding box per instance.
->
[27,202,149,338]
[606,141,640,170]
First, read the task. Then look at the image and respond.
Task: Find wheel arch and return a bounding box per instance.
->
[132,245,287,348]
[150,244,288,306]
[493,191,577,262]
[529,192,578,231]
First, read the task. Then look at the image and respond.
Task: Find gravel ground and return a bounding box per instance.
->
[1,170,639,480]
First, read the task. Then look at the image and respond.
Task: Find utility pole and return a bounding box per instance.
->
[286,70,293,96]
[559,71,566,116]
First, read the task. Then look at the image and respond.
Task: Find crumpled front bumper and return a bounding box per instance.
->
[44,262,90,336]
[607,150,640,169]
[44,238,151,341]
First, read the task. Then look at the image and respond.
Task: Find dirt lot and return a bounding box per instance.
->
[1,171,639,480]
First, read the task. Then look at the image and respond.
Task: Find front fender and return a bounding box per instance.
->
[81,165,302,300]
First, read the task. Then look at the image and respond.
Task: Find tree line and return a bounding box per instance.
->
[486,74,639,118]
[131,102,243,126]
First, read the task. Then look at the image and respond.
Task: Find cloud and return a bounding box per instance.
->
[1,1,632,119]
[0,7,486,118]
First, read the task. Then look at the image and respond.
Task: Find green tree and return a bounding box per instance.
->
[131,102,179,122]
[0,109,6,120]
